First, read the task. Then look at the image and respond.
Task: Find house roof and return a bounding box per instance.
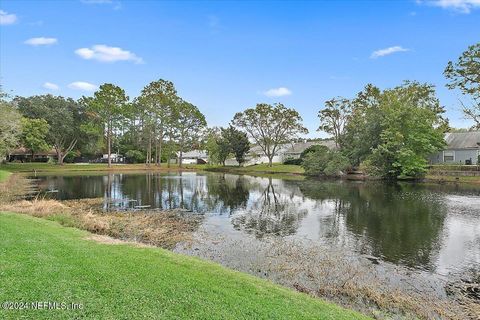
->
[179,150,208,158]
[9,147,57,156]
[445,131,480,149]
[284,140,337,154]
[247,143,291,156]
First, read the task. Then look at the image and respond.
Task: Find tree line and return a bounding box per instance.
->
[0,82,308,168]
[0,42,478,179]
[307,43,478,178]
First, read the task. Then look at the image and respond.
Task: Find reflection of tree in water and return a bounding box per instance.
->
[39,175,106,200]
[205,174,250,215]
[299,180,447,269]
[231,178,308,238]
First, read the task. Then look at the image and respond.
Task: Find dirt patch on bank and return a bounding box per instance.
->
[85,234,154,248]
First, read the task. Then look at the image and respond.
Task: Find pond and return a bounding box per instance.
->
[33,171,479,276]
[32,172,480,316]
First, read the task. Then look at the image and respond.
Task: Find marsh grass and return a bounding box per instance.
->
[264,240,475,320]
[0,182,202,249]
[179,233,476,320]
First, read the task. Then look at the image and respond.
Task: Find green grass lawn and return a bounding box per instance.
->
[0,212,368,320]
[425,174,480,184]
[0,170,11,182]
[0,163,188,173]
[0,162,305,178]
[197,163,305,175]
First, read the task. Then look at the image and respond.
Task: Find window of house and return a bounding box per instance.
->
[443,151,454,162]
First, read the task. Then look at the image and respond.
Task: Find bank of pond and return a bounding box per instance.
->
[1,170,479,319]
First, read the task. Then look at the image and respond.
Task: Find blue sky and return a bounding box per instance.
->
[1,0,479,137]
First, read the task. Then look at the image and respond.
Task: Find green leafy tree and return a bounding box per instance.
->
[20,118,50,161]
[444,42,480,129]
[222,126,250,166]
[217,137,231,166]
[232,103,308,167]
[342,84,383,166]
[205,127,224,164]
[139,79,177,166]
[318,97,351,148]
[0,95,21,159]
[302,145,350,176]
[16,95,82,165]
[175,99,207,167]
[363,82,447,178]
[86,84,129,167]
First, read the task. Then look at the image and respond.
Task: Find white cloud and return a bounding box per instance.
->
[370,46,410,58]
[24,37,58,46]
[43,82,59,90]
[68,81,98,92]
[425,0,480,13]
[75,45,143,64]
[264,87,292,97]
[0,10,17,25]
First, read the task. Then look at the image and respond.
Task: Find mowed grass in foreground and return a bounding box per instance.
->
[0,212,368,320]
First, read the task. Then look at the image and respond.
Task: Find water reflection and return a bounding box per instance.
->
[34,172,480,275]
[231,177,308,238]
[299,181,448,269]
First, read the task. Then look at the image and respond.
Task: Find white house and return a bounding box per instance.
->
[282,140,337,160]
[175,150,208,164]
[225,139,336,166]
[102,153,124,163]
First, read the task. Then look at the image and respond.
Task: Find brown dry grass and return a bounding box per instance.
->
[0,173,32,202]
[0,175,201,249]
[263,239,473,320]
[0,198,201,249]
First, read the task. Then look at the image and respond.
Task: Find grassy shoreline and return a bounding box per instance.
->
[0,169,11,182]
[0,212,369,319]
[2,163,479,185]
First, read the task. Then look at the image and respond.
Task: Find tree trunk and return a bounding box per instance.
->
[157,127,163,167]
[147,135,152,166]
[107,130,112,168]
[155,140,159,166]
[268,156,273,167]
[57,150,64,165]
[178,148,183,168]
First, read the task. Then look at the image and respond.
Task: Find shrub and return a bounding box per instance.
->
[302,146,350,176]
[125,150,146,164]
[300,145,327,159]
[64,151,76,163]
[283,158,302,165]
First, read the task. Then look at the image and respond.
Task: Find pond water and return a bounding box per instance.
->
[33,171,480,279]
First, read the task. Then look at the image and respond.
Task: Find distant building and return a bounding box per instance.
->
[102,153,124,163]
[225,139,336,166]
[282,140,337,160]
[429,131,480,165]
[175,150,208,164]
[8,147,57,162]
